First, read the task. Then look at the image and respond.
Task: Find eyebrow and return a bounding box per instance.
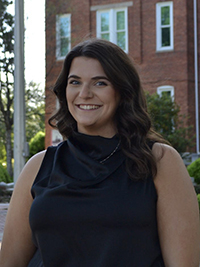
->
[91,76,109,81]
[68,74,110,81]
[68,75,81,79]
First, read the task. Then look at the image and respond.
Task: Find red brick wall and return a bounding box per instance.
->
[45,0,200,151]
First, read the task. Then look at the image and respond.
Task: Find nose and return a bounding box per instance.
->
[79,84,93,98]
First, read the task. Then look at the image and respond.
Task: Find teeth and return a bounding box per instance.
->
[79,105,100,110]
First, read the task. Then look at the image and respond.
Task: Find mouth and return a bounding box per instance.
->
[76,104,102,110]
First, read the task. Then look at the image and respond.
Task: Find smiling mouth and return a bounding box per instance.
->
[77,104,102,110]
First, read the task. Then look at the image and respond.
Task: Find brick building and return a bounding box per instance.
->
[45,0,200,154]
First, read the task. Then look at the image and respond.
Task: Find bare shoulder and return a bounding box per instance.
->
[151,144,200,266]
[152,143,186,177]
[0,151,47,266]
[16,150,46,188]
[24,150,46,171]
[10,150,47,205]
[152,142,180,162]
[151,142,194,191]
[10,150,47,209]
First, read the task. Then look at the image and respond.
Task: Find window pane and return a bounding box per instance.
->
[101,12,109,32]
[162,27,170,47]
[161,6,170,25]
[101,33,110,41]
[60,38,69,57]
[117,11,125,30]
[161,91,171,97]
[117,32,125,50]
[60,16,70,37]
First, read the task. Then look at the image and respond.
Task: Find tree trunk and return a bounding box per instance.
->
[6,128,13,178]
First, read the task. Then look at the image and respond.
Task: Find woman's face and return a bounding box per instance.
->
[66,56,120,137]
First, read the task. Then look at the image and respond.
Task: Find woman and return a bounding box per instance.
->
[0,39,199,266]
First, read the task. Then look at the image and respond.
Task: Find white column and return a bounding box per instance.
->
[14,0,26,183]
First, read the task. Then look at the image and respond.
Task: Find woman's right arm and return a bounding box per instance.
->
[0,150,46,267]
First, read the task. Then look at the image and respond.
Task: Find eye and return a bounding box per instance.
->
[68,80,80,85]
[95,81,107,86]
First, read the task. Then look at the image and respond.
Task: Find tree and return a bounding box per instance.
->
[0,2,45,177]
[0,119,6,164]
[25,81,45,142]
[146,92,194,153]
[0,0,14,177]
[29,131,45,158]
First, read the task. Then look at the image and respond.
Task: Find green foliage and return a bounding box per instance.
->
[29,131,45,158]
[0,127,6,162]
[187,158,200,184]
[0,0,14,177]
[0,0,14,55]
[0,163,12,183]
[194,184,200,194]
[25,81,45,142]
[0,2,45,175]
[197,194,200,211]
[146,92,194,153]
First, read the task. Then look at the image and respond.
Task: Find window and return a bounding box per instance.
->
[157,86,175,131]
[56,14,71,60]
[52,129,63,146]
[97,8,128,52]
[52,101,62,146]
[157,85,174,100]
[56,99,60,110]
[156,2,173,51]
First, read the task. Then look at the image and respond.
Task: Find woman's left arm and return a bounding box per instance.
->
[153,143,200,267]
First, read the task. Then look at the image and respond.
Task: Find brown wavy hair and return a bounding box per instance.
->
[49,38,167,180]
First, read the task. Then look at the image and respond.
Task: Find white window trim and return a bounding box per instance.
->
[96,7,128,53]
[51,129,63,146]
[91,1,133,11]
[157,85,174,100]
[156,2,174,52]
[56,14,71,60]
[56,98,60,110]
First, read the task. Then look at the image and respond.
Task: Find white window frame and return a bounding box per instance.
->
[56,98,60,110]
[156,2,174,52]
[157,85,174,100]
[157,85,175,131]
[56,14,71,60]
[51,129,63,146]
[96,7,128,52]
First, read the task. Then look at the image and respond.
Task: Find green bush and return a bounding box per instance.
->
[197,194,200,211]
[0,164,12,183]
[194,185,200,194]
[146,92,194,153]
[187,158,200,184]
[29,131,45,158]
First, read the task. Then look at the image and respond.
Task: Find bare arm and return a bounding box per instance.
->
[153,143,200,267]
[0,150,46,267]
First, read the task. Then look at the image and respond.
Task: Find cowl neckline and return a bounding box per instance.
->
[41,131,125,187]
[68,131,121,163]
[49,131,125,186]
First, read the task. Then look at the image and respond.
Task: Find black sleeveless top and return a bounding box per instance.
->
[28,132,165,267]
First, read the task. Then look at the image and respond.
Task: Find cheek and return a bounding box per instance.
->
[66,90,74,116]
[104,88,118,103]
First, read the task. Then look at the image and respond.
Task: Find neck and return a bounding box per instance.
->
[77,126,118,138]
